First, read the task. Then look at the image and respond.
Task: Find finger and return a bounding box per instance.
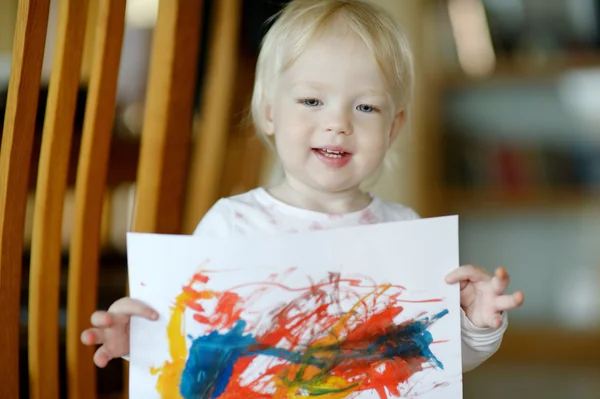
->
[108,297,159,320]
[487,313,504,329]
[491,267,510,295]
[90,311,112,328]
[445,265,491,284]
[81,328,106,346]
[495,291,525,312]
[93,346,113,368]
[90,311,130,328]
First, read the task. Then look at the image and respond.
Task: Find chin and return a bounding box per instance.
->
[312,179,360,194]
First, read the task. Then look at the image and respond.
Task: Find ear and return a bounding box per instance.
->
[263,103,275,136]
[388,109,406,146]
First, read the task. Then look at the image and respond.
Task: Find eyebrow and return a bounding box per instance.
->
[358,90,389,98]
[290,81,328,90]
[290,81,389,97]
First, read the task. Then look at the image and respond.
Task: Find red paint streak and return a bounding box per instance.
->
[212,292,244,330]
[177,269,446,398]
[233,297,431,398]
[259,299,335,349]
[344,306,404,342]
[185,301,205,312]
[228,279,407,294]
[394,298,443,303]
[193,314,210,324]
[187,291,243,331]
[187,273,208,283]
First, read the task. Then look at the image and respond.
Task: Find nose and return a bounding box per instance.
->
[322,107,352,135]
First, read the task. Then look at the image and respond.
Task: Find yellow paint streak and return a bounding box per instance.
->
[318,284,391,347]
[151,273,214,398]
[271,286,394,398]
[149,272,388,398]
[272,364,358,399]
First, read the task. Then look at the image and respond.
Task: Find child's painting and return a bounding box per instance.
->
[127,216,462,398]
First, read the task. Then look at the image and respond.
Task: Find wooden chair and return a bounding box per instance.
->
[0,0,251,397]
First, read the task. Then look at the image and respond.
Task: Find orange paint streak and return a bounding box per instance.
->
[228,279,406,293]
[344,306,404,343]
[151,268,446,398]
[150,269,226,398]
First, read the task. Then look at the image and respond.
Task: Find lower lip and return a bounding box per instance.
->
[313,149,352,168]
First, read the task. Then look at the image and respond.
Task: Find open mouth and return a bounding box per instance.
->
[312,148,351,159]
[311,147,353,168]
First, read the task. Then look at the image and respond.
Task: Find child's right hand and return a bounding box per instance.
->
[80,297,158,367]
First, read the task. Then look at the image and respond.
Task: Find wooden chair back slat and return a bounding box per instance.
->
[66,2,127,399]
[131,0,203,235]
[219,51,264,198]
[0,0,251,396]
[124,2,202,393]
[182,0,242,234]
[0,1,51,397]
[28,1,90,398]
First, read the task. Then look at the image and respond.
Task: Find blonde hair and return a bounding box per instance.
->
[251,0,415,139]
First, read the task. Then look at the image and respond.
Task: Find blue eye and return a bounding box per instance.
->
[300,98,322,107]
[357,104,378,113]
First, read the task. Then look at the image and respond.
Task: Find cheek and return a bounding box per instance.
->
[273,108,311,156]
[274,106,317,142]
[274,103,309,131]
[356,118,392,150]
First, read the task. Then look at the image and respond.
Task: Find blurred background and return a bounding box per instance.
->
[1,0,599,398]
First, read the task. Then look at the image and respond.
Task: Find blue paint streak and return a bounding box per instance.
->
[371,309,448,369]
[179,310,448,398]
[180,320,256,399]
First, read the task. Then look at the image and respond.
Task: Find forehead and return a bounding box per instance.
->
[280,33,388,91]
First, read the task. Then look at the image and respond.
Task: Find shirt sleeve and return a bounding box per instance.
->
[405,208,420,220]
[460,308,508,372]
[192,199,235,237]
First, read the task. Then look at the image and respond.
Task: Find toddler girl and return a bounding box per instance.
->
[82,0,524,375]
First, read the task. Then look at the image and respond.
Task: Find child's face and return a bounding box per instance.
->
[265,32,404,195]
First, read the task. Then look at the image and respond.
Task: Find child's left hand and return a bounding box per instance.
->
[445,265,524,329]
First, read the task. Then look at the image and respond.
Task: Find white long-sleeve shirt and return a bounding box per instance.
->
[193,187,507,372]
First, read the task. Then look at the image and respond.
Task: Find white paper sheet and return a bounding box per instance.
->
[128,216,462,398]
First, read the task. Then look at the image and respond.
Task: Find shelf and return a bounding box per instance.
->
[444,188,599,211]
[488,327,600,367]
